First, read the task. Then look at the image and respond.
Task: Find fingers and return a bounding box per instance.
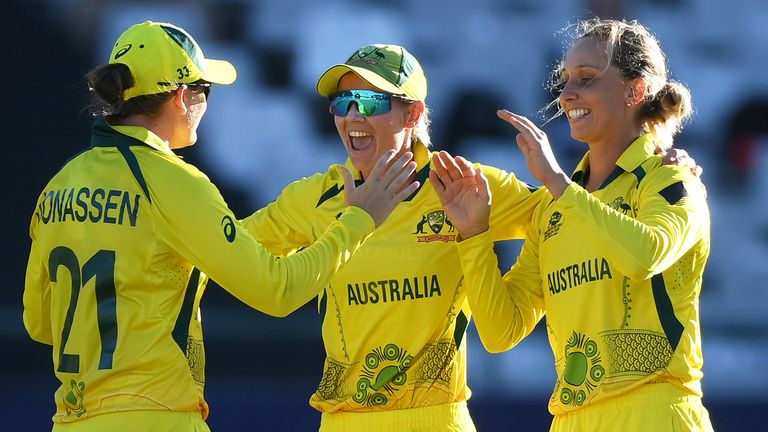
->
[346,150,418,227]
[428,169,446,194]
[389,175,421,203]
[431,151,450,181]
[660,148,702,177]
[476,169,492,205]
[379,152,416,191]
[455,156,476,178]
[431,151,475,183]
[497,109,543,137]
[368,149,398,180]
[340,166,354,198]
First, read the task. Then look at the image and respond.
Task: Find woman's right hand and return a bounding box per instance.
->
[429,151,491,240]
[497,109,571,199]
[341,150,419,226]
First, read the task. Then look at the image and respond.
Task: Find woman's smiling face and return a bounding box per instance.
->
[559,37,636,147]
[334,72,416,179]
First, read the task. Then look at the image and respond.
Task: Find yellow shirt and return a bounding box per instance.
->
[24,118,375,423]
[242,140,545,413]
[456,134,710,415]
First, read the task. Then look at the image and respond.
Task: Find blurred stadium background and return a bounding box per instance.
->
[3,0,767,430]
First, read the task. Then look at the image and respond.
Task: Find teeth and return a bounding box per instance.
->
[349,131,372,137]
[568,109,590,119]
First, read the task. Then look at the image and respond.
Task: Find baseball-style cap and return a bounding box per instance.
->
[108,21,237,100]
[316,44,427,101]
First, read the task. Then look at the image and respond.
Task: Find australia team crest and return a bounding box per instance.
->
[413,210,456,243]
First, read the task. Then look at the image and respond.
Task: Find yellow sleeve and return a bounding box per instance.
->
[240,176,319,256]
[456,219,546,353]
[553,166,709,281]
[481,164,545,241]
[23,212,53,345]
[151,160,374,317]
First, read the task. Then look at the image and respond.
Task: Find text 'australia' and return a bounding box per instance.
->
[547,257,612,295]
[348,275,441,306]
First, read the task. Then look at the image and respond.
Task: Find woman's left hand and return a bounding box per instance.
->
[656,147,703,177]
[497,109,571,198]
[429,151,491,240]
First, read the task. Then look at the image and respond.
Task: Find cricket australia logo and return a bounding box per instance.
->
[543,211,563,241]
[348,46,386,65]
[413,210,456,243]
[608,197,632,215]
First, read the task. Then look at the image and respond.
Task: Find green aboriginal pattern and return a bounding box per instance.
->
[186,337,205,386]
[620,276,632,329]
[601,330,673,376]
[63,379,87,417]
[316,358,348,401]
[559,331,603,407]
[415,339,455,385]
[354,344,413,407]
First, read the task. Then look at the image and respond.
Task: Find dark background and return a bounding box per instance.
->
[4,0,767,430]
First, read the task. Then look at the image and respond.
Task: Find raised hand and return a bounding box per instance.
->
[341,150,419,226]
[429,151,491,239]
[655,147,703,177]
[497,109,571,198]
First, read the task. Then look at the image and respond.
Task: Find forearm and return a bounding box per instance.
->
[214,206,374,317]
[457,231,542,352]
[554,182,706,280]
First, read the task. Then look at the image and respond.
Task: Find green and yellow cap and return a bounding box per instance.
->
[108,21,237,101]
[317,44,427,101]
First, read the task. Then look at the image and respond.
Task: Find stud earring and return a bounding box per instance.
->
[626,103,631,107]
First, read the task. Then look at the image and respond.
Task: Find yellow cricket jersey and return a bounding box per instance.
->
[242,140,544,414]
[23,118,375,424]
[456,134,710,415]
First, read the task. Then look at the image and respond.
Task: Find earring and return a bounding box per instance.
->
[626,103,631,107]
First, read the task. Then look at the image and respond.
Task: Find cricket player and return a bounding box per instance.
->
[23,22,417,432]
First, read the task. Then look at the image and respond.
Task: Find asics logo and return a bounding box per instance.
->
[221,215,236,242]
[114,44,132,59]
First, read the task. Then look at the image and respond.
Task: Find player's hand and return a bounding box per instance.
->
[656,147,703,177]
[341,150,419,227]
[429,151,491,239]
[497,109,571,198]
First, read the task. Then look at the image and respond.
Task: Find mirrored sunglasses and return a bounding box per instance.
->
[329,90,403,117]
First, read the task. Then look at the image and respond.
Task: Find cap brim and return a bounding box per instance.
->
[316,64,404,97]
[202,58,237,85]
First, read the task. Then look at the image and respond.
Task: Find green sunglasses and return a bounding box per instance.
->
[329,90,409,117]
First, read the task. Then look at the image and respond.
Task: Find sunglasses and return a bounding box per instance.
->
[329,90,409,117]
[186,82,211,100]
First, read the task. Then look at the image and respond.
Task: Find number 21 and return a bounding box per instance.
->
[48,247,118,373]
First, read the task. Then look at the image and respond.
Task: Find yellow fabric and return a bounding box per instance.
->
[242,140,544,418]
[320,401,475,432]
[549,383,713,432]
[51,410,210,432]
[456,134,710,416]
[24,119,375,425]
[108,21,236,100]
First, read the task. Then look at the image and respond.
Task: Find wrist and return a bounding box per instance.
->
[544,172,571,199]
[458,224,490,241]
